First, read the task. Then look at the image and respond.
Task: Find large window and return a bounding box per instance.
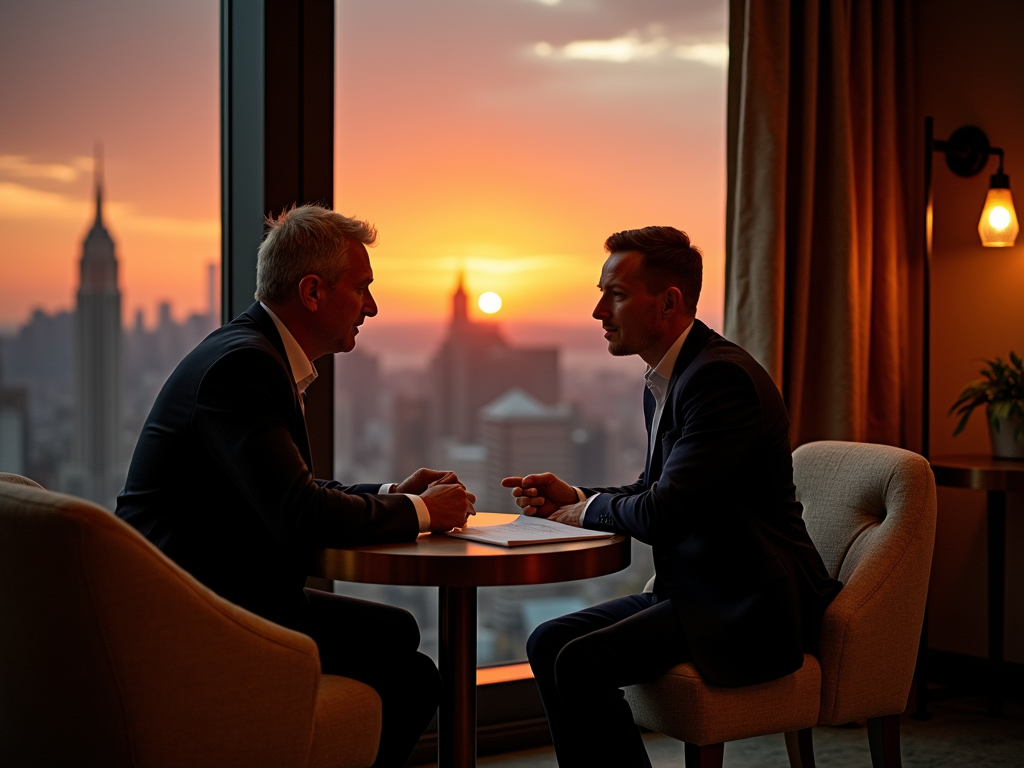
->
[330,0,728,664]
[0,1,219,508]
[1,0,728,671]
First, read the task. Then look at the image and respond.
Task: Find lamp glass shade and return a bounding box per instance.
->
[978,187,1019,247]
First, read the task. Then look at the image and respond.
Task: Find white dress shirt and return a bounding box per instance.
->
[578,322,695,517]
[260,302,431,531]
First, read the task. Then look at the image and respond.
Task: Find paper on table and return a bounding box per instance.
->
[444,514,615,548]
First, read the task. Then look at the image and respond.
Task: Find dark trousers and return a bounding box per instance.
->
[527,593,690,768]
[303,588,440,768]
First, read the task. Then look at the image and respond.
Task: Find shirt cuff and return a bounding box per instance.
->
[406,494,431,532]
[575,489,601,526]
[382,483,431,532]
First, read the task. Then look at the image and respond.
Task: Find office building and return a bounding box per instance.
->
[479,388,572,514]
[0,356,29,475]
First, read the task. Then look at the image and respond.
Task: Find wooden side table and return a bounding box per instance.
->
[929,454,1024,716]
[313,512,632,768]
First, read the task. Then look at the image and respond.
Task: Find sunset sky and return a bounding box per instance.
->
[0,0,727,356]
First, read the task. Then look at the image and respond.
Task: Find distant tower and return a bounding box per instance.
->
[70,147,123,508]
[451,271,469,331]
[207,262,217,320]
[429,273,560,444]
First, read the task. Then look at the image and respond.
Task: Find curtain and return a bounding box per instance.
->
[724,0,917,448]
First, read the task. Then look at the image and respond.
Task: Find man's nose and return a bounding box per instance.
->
[593,298,610,320]
[364,290,378,317]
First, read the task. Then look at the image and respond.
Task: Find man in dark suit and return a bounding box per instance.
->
[117,204,475,768]
[502,226,841,768]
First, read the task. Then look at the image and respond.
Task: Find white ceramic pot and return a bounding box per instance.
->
[988,407,1024,460]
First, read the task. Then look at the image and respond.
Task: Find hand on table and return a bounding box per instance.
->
[500,473,579,518]
[547,501,585,528]
[420,478,476,532]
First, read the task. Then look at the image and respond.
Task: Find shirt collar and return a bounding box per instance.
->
[260,302,318,394]
[644,322,694,390]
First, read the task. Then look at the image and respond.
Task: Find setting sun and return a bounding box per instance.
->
[478,292,502,314]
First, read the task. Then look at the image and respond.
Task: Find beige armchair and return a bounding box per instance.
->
[0,475,382,768]
[623,441,937,768]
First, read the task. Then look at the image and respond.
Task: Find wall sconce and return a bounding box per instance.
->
[931,123,1019,248]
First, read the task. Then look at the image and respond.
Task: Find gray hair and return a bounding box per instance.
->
[254,204,377,305]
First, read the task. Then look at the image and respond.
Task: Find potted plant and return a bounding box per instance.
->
[949,351,1024,460]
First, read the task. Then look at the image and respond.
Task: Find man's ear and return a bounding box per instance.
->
[663,286,683,315]
[297,274,321,312]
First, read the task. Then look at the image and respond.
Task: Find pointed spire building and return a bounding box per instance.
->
[428,273,560,445]
[68,146,124,508]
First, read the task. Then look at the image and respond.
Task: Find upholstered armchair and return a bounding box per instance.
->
[623,441,937,768]
[0,475,382,768]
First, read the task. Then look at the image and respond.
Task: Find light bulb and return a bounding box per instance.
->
[988,205,1011,231]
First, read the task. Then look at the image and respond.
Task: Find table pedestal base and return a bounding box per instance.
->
[440,585,477,768]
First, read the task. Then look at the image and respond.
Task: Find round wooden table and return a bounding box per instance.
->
[929,455,1024,716]
[313,512,632,768]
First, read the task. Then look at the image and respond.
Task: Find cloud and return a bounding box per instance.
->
[563,35,669,63]
[377,250,593,279]
[533,30,728,67]
[0,155,92,183]
[674,43,729,67]
[0,181,217,240]
[0,181,86,219]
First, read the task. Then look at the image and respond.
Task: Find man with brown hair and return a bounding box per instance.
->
[118,204,474,768]
[502,226,841,768]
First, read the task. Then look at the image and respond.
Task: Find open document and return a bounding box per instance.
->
[444,514,615,548]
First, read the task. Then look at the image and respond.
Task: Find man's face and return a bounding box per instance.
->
[320,241,378,354]
[592,251,665,360]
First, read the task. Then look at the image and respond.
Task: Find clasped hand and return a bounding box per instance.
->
[397,468,476,532]
[500,473,585,527]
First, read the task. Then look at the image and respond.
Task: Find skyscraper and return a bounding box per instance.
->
[479,389,572,513]
[65,151,123,508]
[429,274,560,444]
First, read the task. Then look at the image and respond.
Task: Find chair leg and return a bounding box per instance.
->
[684,742,724,768]
[784,728,816,768]
[867,714,902,768]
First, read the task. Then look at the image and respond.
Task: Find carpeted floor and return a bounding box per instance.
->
[445,696,1024,767]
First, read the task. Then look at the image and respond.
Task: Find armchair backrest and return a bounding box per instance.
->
[793,441,936,725]
[0,479,323,768]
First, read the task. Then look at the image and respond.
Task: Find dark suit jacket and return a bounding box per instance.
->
[581,319,841,687]
[116,303,419,632]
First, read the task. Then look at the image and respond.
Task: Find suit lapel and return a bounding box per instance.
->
[643,319,713,485]
[641,385,656,485]
[243,303,314,469]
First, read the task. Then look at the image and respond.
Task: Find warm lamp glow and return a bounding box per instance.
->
[988,205,1011,231]
[978,186,1019,247]
[478,292,502,313]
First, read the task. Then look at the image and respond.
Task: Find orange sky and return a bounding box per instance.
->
[0,0,727,339]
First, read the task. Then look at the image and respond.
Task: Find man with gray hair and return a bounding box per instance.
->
[117,204,472,768]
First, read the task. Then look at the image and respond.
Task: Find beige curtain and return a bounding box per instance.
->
[724,0,917,448]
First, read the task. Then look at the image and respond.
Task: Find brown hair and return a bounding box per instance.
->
[604,226,702,312]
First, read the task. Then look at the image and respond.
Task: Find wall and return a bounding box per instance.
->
[916,0,1024,661]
